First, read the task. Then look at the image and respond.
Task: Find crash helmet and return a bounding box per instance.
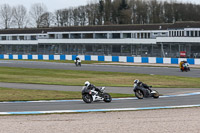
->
[134,79,139,84]
[84,81,90,87]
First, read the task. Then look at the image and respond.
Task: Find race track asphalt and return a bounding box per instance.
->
[0,60,199,113]
[0,60,199,77]
[0,94,200,112]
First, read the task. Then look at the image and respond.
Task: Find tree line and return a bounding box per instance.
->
[0,0,200,29]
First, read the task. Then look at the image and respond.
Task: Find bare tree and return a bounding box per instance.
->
[104,0,112,25]
[118,0,131,24]
[0,4,13,29]
[68,8,74,26]
[77,6,87,26]
[12,5,28,28]
[1,0,200,29]
[55,9,70,27]
[55,9,64,27]
[29,3,47,28]
[39,12,55,27]
[111,0,121,24]
[72,8,79,26]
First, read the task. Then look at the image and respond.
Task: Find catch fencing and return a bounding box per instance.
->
[0,54,200,65]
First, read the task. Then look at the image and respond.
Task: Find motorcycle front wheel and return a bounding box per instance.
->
[103,93,112,103]
[152,90,159,99]
[135,90,144,99]
[82,94,93,103]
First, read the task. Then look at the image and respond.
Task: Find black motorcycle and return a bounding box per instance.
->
[133,84,159,99]
[81,86,112,103]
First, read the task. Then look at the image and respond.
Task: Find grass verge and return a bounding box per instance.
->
[0,87,134,102]
[0,59,110,64]
[0,66,199,88]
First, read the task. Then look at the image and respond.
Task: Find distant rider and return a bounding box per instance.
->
[183,62,189,69]
[75,56,80,62]
[134,79,152,92]
[84,81,102,94]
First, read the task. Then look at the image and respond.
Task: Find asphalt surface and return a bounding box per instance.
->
[0,95,200,112]
[0,60,200,77]
[0,60,199,113]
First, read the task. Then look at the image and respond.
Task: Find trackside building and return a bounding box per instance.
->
[0,21,200,64]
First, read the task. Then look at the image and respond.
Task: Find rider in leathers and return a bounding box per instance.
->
[84,81,101,94]
[134,79,152,92]
[75,56,80,63]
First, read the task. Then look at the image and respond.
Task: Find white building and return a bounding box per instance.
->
[0,21,200,58]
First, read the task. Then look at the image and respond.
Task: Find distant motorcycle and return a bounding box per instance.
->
[74,60,81,67]
[181,66,190,72]
[82,86,112,103]
[133,84,159,99]
[179,61,190,72]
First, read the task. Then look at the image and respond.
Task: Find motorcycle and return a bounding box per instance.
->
[133,84,159,99]
[81,86,112,103]
[74,60,81,67]
[180,61,190,72]
[181,66,190,72]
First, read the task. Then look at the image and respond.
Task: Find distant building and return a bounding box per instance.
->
[0,21,200,58]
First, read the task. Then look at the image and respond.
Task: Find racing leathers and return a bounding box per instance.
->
[75,57,80,62]
[86,84,101,94]
[137,82,152,92]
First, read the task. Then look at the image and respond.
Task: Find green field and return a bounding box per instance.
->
[0,87,134,102]
[0,66,199,101]
[0,66,199,88]
[0,59,110,64]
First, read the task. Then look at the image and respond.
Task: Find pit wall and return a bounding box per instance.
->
[0,54,200,65]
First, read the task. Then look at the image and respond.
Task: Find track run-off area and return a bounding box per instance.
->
[0,60,199,77]
[0,60,199,115]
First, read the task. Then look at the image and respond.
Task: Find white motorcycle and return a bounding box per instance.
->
[81,86,112,103]
[74,59,81,67]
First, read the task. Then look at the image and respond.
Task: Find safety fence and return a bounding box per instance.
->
[0,54,200,65]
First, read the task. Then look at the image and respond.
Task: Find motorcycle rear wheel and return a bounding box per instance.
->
[82,94,93,103]
[135,90,144,99]
[103,93,112,103]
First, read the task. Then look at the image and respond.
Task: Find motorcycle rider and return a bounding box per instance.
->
[75,56,80,62]
[183,62,189,69]
[180,61,190,71]
[75,56,81,66]
[134,79,152,92]
[84,81,102,94]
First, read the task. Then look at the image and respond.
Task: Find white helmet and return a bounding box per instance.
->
[134,79,139,84]
[84,81,90,87]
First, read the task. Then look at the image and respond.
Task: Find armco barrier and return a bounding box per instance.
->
[0,54,200,65]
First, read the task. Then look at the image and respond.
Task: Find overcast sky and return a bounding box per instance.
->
[0,0,199,12]
[0,0,94,12]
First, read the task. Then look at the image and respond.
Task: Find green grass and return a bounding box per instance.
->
[0,59,110,64]
[34,59,109,64]
[0,87,134,101]
[0,66,199,88]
